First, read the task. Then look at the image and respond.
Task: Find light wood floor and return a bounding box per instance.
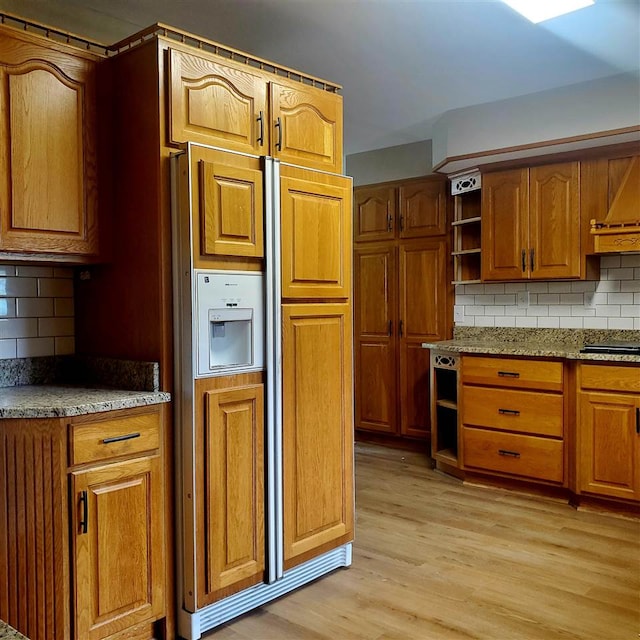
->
[206,443,639,640]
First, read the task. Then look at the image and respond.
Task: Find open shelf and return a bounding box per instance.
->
[451,187,481,285]
[431,352,460,468]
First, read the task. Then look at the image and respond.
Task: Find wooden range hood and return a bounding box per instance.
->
[591,155,640,253]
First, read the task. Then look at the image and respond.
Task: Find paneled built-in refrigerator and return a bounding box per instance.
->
[172,142,354,639]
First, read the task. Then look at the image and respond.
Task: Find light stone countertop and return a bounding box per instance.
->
[421,339,640,363]
[0,385,171,419]
[0,621,28,639]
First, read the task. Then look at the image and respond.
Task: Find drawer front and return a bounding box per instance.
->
[580,363,640,394]
[70,410,160,465]
[463,427,564,483]
[462,356,563,392]
[462,385,563,437]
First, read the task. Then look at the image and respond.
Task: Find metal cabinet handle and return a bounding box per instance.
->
[275,117,282,151]
[399,214,404,231]
[498,449,521,458]
[498,408,520,416]
[387,213,392,231]
[79,490,88,534]
[257,110,264,145]
[102,432,140,444]
[399,320,403,337]
[530,248,535,272]
[521,249,526,273]
[388,321,393,337]
[498,371,520,378]
[636,407,639,435]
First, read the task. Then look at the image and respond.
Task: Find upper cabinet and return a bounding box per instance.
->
[168,47,343,173]
[353,176,448,242]
[482,161,596,281]
[0,27,100,259]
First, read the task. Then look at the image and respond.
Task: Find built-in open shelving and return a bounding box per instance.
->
[450,172,482,285]
[430,351,461,471]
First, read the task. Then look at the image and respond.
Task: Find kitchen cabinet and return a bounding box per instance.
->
[282,303,354,569]
[0,405,166,640]
[169,47,343,173]
[482,162,593,281]
[354,237,449,439]
[280,165,352,299]
[461,355,566,485]
[577,363,640,502]
[193,378,265,607]
[353,176,447,242]
[0,25,100,259]
[450,175,482,284]
[188,145,264,262]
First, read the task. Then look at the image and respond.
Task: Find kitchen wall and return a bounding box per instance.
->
[0,264,75,358]
[346,140,434,186]
[454,254,640,330]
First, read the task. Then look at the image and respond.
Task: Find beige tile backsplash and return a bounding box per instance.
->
[0,264,74,359]
[454,254,640,330]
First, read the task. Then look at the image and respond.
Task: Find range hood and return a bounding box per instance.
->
[591,155,640,253]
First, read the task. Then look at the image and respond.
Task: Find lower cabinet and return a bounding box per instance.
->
[460,355,566,485]
[577,363,640,502]
[0,404,167,640]
[282,303,354,569]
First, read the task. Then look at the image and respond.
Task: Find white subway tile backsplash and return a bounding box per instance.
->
[16,298,54,318]
[607,268,635,280]
[596,305,620,317]
[583,317,608,329]
[494,294,516,305]
[621,304,640,318]
[607,293,634,305]
[456,295,476,305]
[595,279,621,293]
[466,306,486,316]
[537,294,560,305]
[38,317,74,337]
[481,283,506,294]
[548,305,572,316]
[464,284,486,294]
[495,316,516,327]
[15,265,54,278]
[0,299,16,317]
[538,317,560,328]
[0,339,17,358]
[571,305,596,317]
[38,278,73,298]
[548,282,572,294]
[621,280,640,293]
[560,317,584,329]
[17,337,55,358]
[528,282,549,293]
[635,317,640,330]
[0,263,76,359]
[0,277,38,297]
[571,281,597,293]
[620,255,640,268]
[526,306,549,317]
[475,316,495,327]
[504,283,528,293]
[515,317,537,328]
[474,294,495,305]
[600,255,621,268]
[608,317,635,330]
[0,318,37,339]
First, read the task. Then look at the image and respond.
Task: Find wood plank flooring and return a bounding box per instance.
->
[206,443,639,640]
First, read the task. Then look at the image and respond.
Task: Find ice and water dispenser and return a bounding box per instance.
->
[195,270,264,376]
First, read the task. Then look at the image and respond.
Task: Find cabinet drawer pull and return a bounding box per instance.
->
[387,213,393,231]
[498,408,520,416]
[102,432,141,445]
[256,110,264,145]
[275,116,282,151]
[498,371,520,378]
[498,449,521,458]
[530,247,535,272]
[79,490,88,534]
[388,320,393,337]
[521,249,526,273]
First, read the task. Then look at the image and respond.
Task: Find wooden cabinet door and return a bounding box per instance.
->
[399,177,447,238]
[529,162,580,279]
[482,169,529,281]
[282,304,354,569]
[168,48,268,154]
[578,392,640,501]
[280,165,351,299]
[0,31,99,256]
[72,456,165,640]
[353,185,396,243]
[398,239,448,437]
[198,385,265,605]
[271,81,343,173]
[354,245,397,434]
[192,146,264,259]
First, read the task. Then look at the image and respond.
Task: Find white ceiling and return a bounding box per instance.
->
[2,0,639,155]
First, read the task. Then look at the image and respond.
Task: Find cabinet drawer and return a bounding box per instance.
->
[70,410,160,466]
[462,356,563,392]
[580,364,640,394]
[462,385,563,437]
[463,427,564,483]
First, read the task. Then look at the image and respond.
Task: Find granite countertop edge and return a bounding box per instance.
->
[0,620,28,639]
[0,386,171,419]
[421,340,640,363]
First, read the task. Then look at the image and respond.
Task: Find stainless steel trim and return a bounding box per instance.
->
[264,156,278,584]
[272,159,285,580]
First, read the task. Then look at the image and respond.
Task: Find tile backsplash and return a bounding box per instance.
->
[0,264,74,358]
[454,254,640,330]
